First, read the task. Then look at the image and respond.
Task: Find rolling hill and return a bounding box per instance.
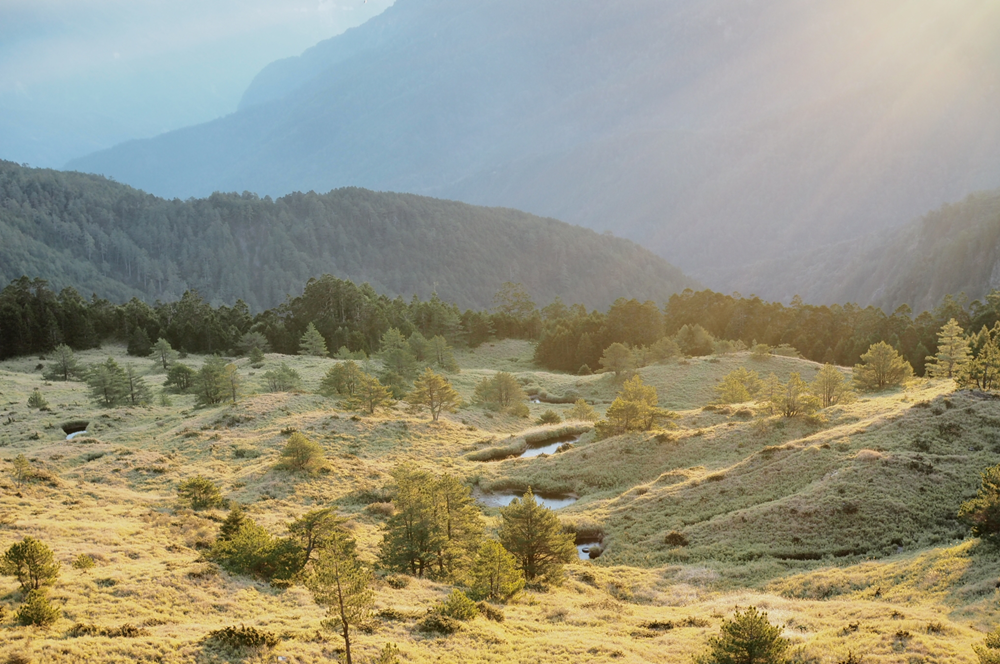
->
[66,0,1000,288]
[1,340,996,662]
[0,161,696,310]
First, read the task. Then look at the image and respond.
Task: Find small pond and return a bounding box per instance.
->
[576,540,603,560]
[519,434,581,459]
[477,492,578,510]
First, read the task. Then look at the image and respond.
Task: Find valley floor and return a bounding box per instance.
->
[0,342,997,663]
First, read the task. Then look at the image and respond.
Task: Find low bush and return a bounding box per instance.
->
[476,602,505,622]
[206,624,280,651]
[438,589,478,621]
[15,590,60,627]
[664,531,689,547]
[416,612,462,635]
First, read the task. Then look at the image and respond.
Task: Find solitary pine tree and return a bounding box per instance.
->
[696,606,789,664]
[348,375,395,415]
[407,368,461,421]
[1,536,60,591]
[307,531,374,664]
[299,323,329,357]
[772,373,819,417]
[926,319,970,379]
[87,357,129,407]
[150,338,178,371]
[811,364,854,409]
[497,489,575,584]
[42,344,80,381]
[473,372,525,413]
[853,342,913,391]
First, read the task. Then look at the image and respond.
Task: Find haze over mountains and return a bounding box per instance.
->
[67,0,1000,292]
[0,161,695,310]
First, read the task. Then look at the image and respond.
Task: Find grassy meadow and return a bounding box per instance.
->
[0,342,998,663]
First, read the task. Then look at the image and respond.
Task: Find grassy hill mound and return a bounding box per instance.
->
[0,345,997,662]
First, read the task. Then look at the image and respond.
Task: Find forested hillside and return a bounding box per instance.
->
[716,189,1000,312]
[0,161,695,311]
[67,0,1000,286]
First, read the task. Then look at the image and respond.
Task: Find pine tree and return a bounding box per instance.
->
[696,606,789,664]
[566,398,599,421]
[279,432,326,474]
[307,531,374,664]
[716,367,762,404]
[473,372,525,412]
[299,322,329,357]
[12,454,32,488]
[926,319,970,379]
[853,342,913,391]
[958,464,1000,545]
[469,540,525,602]
[1,536,60,591]
[497,489,576,584]
[379,467,482,580]
[150,338,178,371]
[348,375,395,415]
[599,342,635,378]
[598,375,669,435]
[288,508,344,571]
[42,344,81,381]
[429,335,459,372]
[86,357,129,407]
[772,373,820,417]
[811,364,854,408]
[974,626,1000,664]
[407,368,461,421]
[319,361,367,397]
[27,388,48,410]
[123,363,153,406]
[127,327,152,357]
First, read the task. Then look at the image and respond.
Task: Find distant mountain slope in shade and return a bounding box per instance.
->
[712,189,1000,313]
[65,0,1000,285]
[0,161,697,310]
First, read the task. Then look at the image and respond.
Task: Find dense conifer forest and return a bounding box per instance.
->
[6,268,1000,380]
[0,161,695,312]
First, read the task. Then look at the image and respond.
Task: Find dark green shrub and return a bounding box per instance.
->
[177,475,225,510]
[664,531,689,547]
[476,602,505,622]
[416,612,461,635]
[438,589,478,621]
[536,410,562,425]
[15,590,60,627]
[210,520,302,581]
[696,606,788,664]
[1,537,60,590]
[164,363,196,393]
[206,624,280,651]
[71,554,96,571]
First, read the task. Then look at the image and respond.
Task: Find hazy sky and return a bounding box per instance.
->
[0,0,394,167]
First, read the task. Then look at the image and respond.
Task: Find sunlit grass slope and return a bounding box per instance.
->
[0,344,997,662]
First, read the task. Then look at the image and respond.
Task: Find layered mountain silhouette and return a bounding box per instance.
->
[67,0,1000,286]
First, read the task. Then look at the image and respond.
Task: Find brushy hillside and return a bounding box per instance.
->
[1,344,998,663]
[0,161,695,310]
[715,188,1000,312]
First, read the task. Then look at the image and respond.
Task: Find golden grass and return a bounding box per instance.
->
[0,344,995,662]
